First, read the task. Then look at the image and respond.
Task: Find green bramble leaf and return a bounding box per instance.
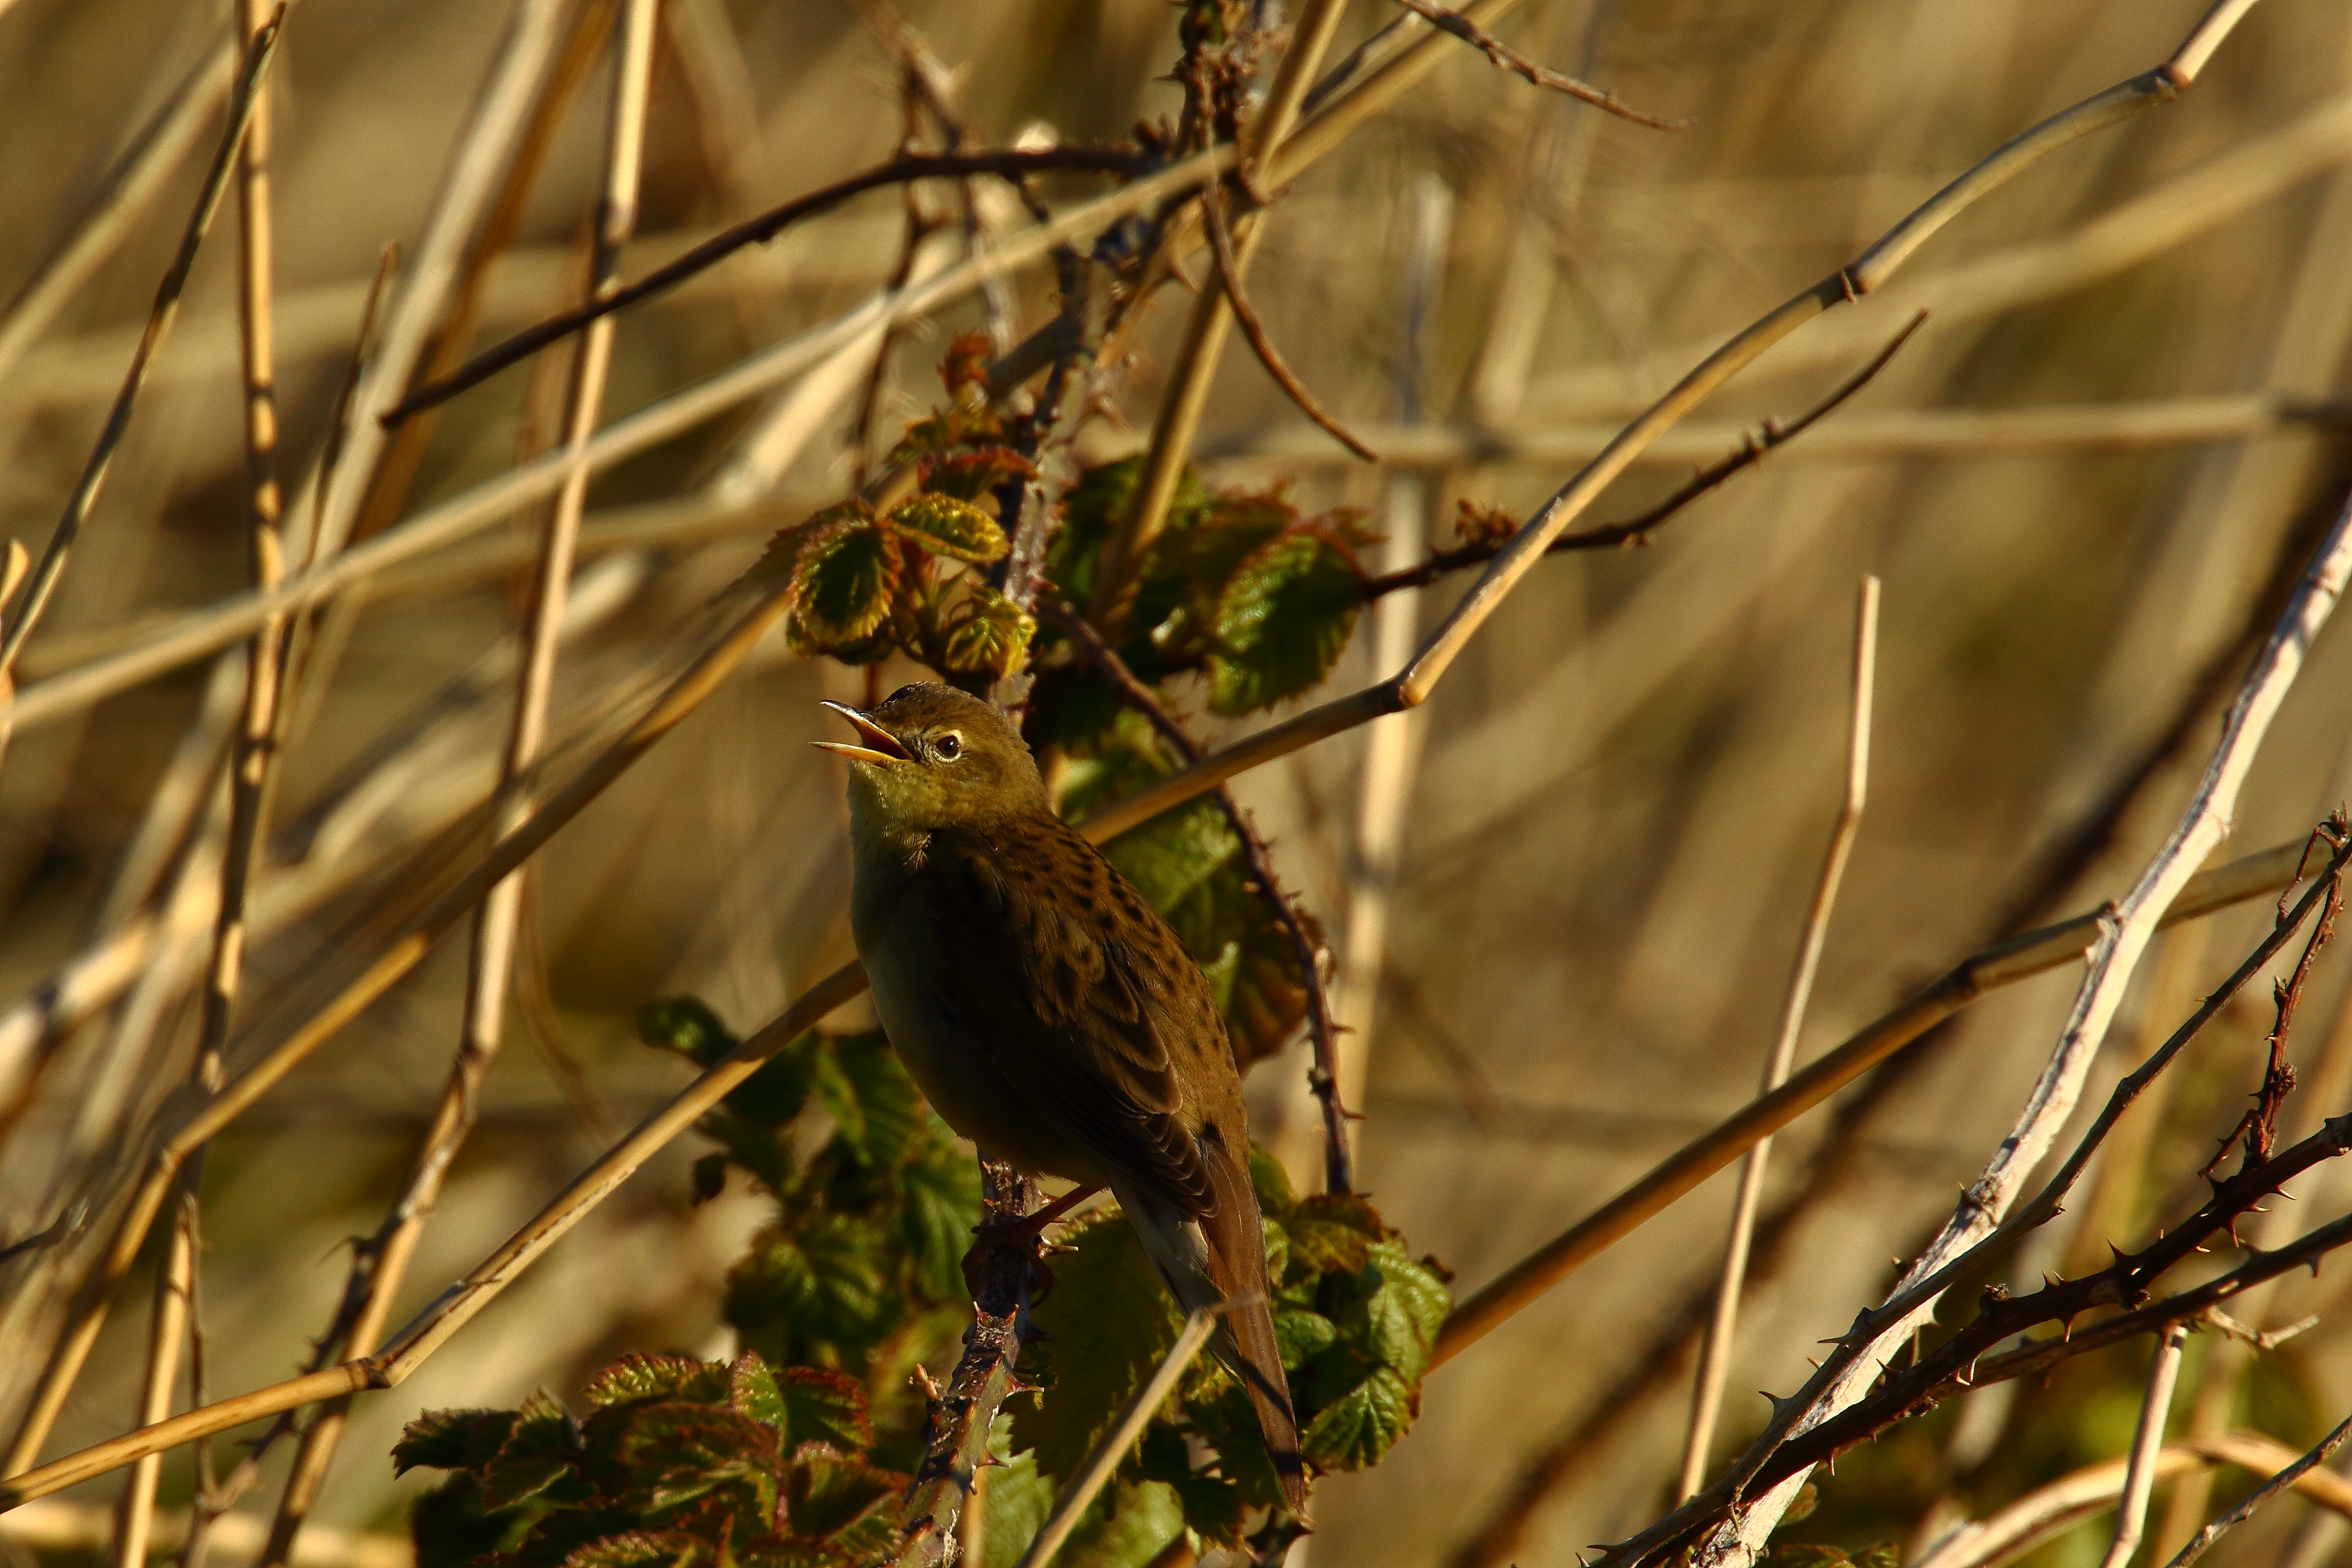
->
[561,1532,711,1568]
[783,1444,904,1543]
[1179,1371,1286,1511]
[941,585,1036,679]
[613,1402,779,1517]
[395,1408,516,1474]
[1248,1144,1297,1214]
[900,1144,983,1302]
[636,998,737,1068]
[1272,1308,1339,1370]
[1284,1195,1383,1280]
[1357,1239,1451,1379]
[1135,1425,1245,1547]
[972,1445,1054,1568]
[777,1367,874,1454]
[1009,1212,1182,1483]
[1057,1480,1184,1568]
[1208,526,1365,716]
[584,1354,722,1412]
[789,522,900,648]
[480,1449,579,1512]
[919,446,1033,502]
[736,499,872,593]
[728,1356,788,1432]
[886,492,1008,563]
[1297,1365,1416,1471]
[831,1032,926,1169]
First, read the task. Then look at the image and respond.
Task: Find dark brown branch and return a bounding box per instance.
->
[1361,313,1928,598]
[889,1159,1043,1567]
[1038,602,1356,1194]
[1202,183,1377,463]
[380,146,1153,424]
[1386,0,1688,130]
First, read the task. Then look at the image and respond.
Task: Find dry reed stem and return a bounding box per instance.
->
[0,16,283,679]
[253,10,658,1564]
[1069,0,2264,875]
[1676,577,1877,1501]
[105,1194,192,1568]
[2158,1412,2352,1568]
[1530,85,2352,417]
[0,575,798,1477]
[1913,1432,2352,1568]
[1428,832,2325,1370]
[1632,470,2351,1563]
[2097,1324,2190,1568]
[1385,0,1683,128]
[0,44,237,388]
[1190,395,2352,469]
[295,0,570,571]
[5,153,1233,736]
[0,832,2314,1514]
[2,1498,406,1568]
[1010,1309,1219,1568]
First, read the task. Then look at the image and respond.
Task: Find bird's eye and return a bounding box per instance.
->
[934,733,963,761]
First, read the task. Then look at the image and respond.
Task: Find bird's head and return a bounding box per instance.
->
[815,682,1047,837]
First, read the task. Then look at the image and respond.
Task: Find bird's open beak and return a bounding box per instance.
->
[813,701,912,766]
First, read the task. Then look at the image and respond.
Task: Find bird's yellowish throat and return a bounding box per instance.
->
[817,682,1305,1513]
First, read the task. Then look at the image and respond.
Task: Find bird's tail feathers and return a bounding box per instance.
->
[1112,1169,1308,1517]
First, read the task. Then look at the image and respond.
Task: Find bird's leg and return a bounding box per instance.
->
[972,1182,1104,1245]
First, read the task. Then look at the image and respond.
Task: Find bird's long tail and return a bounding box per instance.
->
[1115,1164,1308,1516]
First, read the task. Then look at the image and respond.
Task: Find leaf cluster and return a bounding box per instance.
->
[1006,1148,1452,1557]
[634,998,982,1458]
[398,1353,901,1568]
[741,334,1036,683]
[1036,455,1374,720]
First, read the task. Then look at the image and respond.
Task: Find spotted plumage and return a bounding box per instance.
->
[819,682,1306,1514]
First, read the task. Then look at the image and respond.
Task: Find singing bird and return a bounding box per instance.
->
[815,682,1306,1514]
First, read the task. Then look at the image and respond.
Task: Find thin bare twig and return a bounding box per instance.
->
[2161,1412,2352,1568]
[258,12,657,1558]
[2100,1325,2190,1568]
[1363,314,1926,595]
[0,15,283,679]
[1386,0,1685,128]
[1621,678,2352,1568]
[1080,2,2270,846]
[1677,576,1877,1500]
[1912,1432,2352,1568]
[1202,180,1376,461]
[383,146,1149,424]
[0,827,2320,1514]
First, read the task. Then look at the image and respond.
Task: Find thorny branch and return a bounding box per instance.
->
[1037,602,1356,1194]
[1386,0,1686,128]
[1361,314,1927,599]
[1608,822,2352,1565]
[383,146,1154,423]
[887,1159,1043,1568]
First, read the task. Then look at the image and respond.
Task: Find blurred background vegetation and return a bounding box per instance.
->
[4,1,2352,1566]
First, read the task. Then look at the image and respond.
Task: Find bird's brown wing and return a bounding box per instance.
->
[916,821,1219,1216]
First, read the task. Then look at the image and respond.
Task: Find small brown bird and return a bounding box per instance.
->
[815,682,1306,1513]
